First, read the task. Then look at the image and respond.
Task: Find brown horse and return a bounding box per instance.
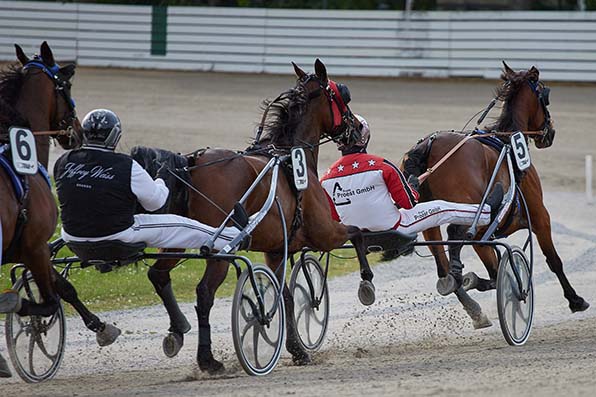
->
[0,42,82,376]
[142,59,373,372]
[402,63,588,326]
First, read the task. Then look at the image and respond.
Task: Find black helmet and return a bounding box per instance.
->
[82,109,122,150]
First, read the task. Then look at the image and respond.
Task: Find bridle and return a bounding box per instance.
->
[22,58,80,147]
[527,78,554,147]
[253,73,360,151]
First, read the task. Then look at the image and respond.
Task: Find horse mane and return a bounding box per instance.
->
[487,69,536,132]
[256,79,309,148]
[0,64,27,132]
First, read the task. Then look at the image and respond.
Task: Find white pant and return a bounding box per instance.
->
[62,213,240,251]
[397,200,491,235]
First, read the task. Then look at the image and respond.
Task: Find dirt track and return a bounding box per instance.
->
[1,67,596,395]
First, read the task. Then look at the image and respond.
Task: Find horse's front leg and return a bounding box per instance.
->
[531,203,589,312]
[344,225,377,306]
[148,251,191,358]
[196,258,229,374]
[0,353,10,378]
[265,252,311,366]
[53,269,121,346]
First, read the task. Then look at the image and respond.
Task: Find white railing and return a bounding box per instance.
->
[1,1,596,81]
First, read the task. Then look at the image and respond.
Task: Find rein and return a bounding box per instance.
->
[417,130,543,184]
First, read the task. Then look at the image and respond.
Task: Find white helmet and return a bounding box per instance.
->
[337,114,370,151]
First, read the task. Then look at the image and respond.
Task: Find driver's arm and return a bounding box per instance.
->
[381,159,419,210]
[130,160,169,211]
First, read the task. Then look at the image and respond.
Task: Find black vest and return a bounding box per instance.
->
[54,148,136,237]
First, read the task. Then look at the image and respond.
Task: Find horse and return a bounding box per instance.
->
[0,42,83,377]
[141,59,374,372]
[401,62,589,327]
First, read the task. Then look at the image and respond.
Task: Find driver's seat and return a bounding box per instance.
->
[66,240,146,273]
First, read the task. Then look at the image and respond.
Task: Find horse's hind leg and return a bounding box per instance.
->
[531,204,589,312]
[465,245,498,292]
[423,227,449,278]
[346,226,377,306]
[53,269,121,346]
[265,252,311,366]
[148,253,191,357]
[196,258,229,374]
[435,224,466,296]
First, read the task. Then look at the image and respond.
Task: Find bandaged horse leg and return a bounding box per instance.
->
[347,226,376,306]
[0,353,11,378]
[455,287,492,329]
[436,224,467,296]
[265,252,310,365]
[196,258,228,374]
[147,264,190,358]
[53,270,120,347]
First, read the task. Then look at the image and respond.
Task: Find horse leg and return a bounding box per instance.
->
[53,269,121,346]
[345,226,377,306]
[465,245,498,292]
[531,205,589,312]
[0,353,10,378]
[7,246,60,317]
[265,252,310,366]
[423,227,449,279]
[147,255,191,358]
[196,258,229,374]
[454,287,492,329]
[435,224,467,296]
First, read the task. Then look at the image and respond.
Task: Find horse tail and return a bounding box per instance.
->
[130,146,190,216]
[402,132,437,178]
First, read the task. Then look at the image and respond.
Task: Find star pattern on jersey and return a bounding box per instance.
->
[337,164,345,172]
[352,161,359,169]
[368,159,376,166]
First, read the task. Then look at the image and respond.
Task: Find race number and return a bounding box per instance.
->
[291,147,308,191]
[9,127,38,175]
[510,131,531,171]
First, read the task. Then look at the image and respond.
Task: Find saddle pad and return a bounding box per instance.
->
[0,144,51,201]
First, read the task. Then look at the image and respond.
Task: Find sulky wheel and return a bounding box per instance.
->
[231,265,285,376]
[289,254,329,352]
[5,272,66,383]
[496,246,534,346]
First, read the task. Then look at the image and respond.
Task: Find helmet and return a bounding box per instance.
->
[81,109,122,150]
[337,114,370,152]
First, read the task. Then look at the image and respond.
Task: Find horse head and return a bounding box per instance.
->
[13,41,82,150]
[497,61,555,149]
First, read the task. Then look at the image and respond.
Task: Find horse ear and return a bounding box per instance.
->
[40,41,55,67]
[59,63,76,80]
[528,65,540,80]
[292,62,307,79]
[314,58,328,82]
[14,44,29,65]
[502,61,515,77]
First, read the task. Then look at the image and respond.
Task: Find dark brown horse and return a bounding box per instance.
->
[0,42,82,376]
[145,59,373,372]
[402,63,588,326]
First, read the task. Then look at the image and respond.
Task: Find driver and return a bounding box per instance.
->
[320,115,503,236]
[54,109,245,251]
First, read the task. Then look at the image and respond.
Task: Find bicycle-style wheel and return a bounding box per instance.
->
[5,272,66,382]
[289,254,329,352]
[496,246,534,346]
[231,265,285,376]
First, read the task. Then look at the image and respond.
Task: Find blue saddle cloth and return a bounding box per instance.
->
[0,144,51,201]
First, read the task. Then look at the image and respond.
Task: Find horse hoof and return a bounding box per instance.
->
[472,314,492,329]
[462,272,479,291]
[292,352,312,366]
[0,354,12,378]
[96,323,121,347]
[0,290,21,313]
[570,298,590,313]
[198,357,225,375]
[358,280,376,306]
[163,332,184,358]
[436,275,459,296]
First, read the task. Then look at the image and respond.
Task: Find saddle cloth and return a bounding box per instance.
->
[0,144,51,201]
